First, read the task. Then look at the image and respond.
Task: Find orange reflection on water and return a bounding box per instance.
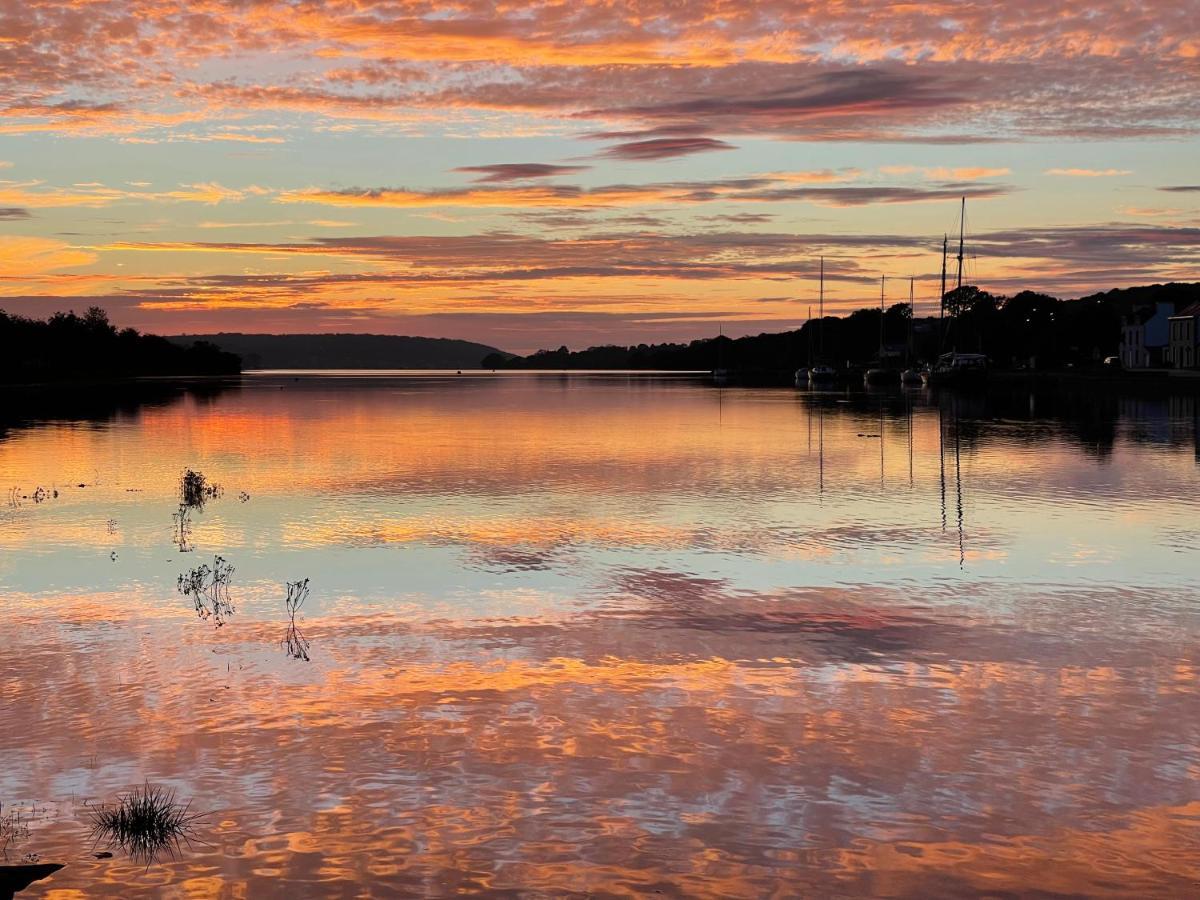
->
[3,580,1200,896]
[3,376,1200,896]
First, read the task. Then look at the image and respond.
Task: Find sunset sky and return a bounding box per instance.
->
[1,1,1197,352]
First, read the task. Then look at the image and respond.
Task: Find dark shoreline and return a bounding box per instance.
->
[4,368,1199,396]
[708,367,1200,392]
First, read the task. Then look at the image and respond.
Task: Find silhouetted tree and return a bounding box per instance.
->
[0,308,240,383]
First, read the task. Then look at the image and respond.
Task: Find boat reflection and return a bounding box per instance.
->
[0,373,1198,896]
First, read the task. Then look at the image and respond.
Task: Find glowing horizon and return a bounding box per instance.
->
[0,1,1197,353]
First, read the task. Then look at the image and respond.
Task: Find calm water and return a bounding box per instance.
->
[2,373,1199,897]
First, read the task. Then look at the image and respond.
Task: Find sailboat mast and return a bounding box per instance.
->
[955,196,965,291]
[807,304,813,365]
[819,257,824,320]
[879,274,885,361]
[940,236,947,320]
[818,256,824,360]
[908,276,915,364]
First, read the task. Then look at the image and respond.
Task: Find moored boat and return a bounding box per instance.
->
[924,351,988,387]
[864,367,898,385]
[809,364,836,384]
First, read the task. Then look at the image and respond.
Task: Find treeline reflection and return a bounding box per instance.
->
[0,378,241,443]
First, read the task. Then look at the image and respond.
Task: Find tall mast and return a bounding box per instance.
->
[879,274,885,361]
[908,276,915,364]
[940,235,947,320]
[819,256,824,320]
[807,303,813,365]
[818,256,824,361]
[955,196,965,291]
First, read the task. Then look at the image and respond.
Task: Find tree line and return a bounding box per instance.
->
[1,307,241,384]
[482,283,1199,373]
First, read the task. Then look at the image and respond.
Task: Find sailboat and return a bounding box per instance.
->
[712,324,729,384]
[900,277,924,384]
[865,275,898,385]
[808,258,837,385]
[794,304,812,386]
[924,197,988,388]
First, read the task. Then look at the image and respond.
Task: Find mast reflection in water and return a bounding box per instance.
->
[1,372,1199,896]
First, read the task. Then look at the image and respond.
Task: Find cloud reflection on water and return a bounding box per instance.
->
[1,375,1198,895]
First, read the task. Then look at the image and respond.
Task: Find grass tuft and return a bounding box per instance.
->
[88,784,205,865]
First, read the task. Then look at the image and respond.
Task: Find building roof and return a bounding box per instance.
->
[1169,301,1200,319]
[1124,305,1162,326]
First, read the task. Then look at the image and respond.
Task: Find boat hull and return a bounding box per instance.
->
[924,369,988,388]
[864,368,899,385]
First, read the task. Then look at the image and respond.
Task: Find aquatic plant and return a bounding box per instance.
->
[282,578,312,661]
[5,486,56,507]
[171,504,193,553]
[177,556,235,625]
[0,801,33,860]
[179,468,222,509]
[88,784,205,865]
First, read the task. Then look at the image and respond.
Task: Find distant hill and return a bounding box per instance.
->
[169,333,512,370]
[1074,282,1200,313]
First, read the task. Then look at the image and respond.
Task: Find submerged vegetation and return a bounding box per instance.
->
[173,469,222,552]
[0,802,34,860]
[6,486,56,507]
[177,556,236,625]
[282,579,312,661]
[171,505,193,553]
[88,785,204,865]
[180,468,222,509]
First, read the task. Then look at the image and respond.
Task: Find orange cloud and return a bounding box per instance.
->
[0,181,252,208]
[880,166,1009,180]
[1044,168,1133,177]
[0,236,95,279]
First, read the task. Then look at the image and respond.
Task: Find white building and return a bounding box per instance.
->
[1167,302,1200,370]
[1120,302,1176,368]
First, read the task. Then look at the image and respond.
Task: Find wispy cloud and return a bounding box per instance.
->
[883,166,1010,180]
[0,236,95,276]
[1044,168,1132,177]
[596,137,737,160]
[453,164,591,183]
[0,181,256,208]
[278,176,1010,210]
